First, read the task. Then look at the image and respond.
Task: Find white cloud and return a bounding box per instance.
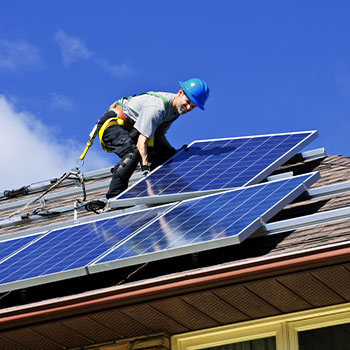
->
[49,93,76,111]
[0,39,43,70]
[54,29,92,66]
[96,58,136,77]
[54,30,137,76]
[0,95,112,191]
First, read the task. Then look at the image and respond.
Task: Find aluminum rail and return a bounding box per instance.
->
[0,172,143,214]
[0,167,114,201]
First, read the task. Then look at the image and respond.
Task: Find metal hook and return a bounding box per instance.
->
[75,158,84,171]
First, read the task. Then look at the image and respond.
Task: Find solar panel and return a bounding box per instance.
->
[89,172,320,274]
[0,171,319,293]
[0,234,42,262]
[0,205,171,292]
[112,131,317,208]
[0,131,318,293]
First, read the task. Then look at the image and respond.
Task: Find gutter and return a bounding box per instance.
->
[1,242,349,331]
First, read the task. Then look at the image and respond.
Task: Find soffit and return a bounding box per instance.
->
[0,261,349,350]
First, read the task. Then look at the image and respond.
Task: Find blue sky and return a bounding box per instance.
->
[1,1,350,189]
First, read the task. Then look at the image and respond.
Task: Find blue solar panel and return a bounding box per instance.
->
[90,172,319,272]
[0,132,319,293]
[117,131,317,201]
[0,234,41,262]
[0,206,170,292]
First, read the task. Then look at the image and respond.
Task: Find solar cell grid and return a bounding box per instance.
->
[92,172,319,269]
[0,234,41,262]
[0,205,170,290]
[117,131,317,201]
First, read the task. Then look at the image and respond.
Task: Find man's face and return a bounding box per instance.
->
[175,89,197,114]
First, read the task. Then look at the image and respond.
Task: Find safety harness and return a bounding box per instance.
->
[80,92,170,160]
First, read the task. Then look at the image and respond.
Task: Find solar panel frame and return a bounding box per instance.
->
[110,131,318,209]
[89,171,320,275]
[110,188,229,209]
[0,204,175,293]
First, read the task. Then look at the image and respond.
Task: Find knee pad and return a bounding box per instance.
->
[116,149,140,182]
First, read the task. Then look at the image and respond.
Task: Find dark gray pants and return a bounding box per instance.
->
[102,124,139,199]
[103,124,176,199]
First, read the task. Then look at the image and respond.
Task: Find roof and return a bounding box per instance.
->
[0,145,349,349]
[0,167,145,235]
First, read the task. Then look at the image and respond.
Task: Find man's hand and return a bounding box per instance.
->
[141,164,150,177]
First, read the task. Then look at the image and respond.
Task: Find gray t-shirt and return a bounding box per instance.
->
[121,92,179,139]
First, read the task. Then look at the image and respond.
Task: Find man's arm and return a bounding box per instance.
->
[136,133,149,166]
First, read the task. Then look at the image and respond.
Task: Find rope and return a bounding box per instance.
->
[0,291,11,302]
[116,262,149,286]
[5,170,86,220]
[73,171,87,203]
[73,171,87,220]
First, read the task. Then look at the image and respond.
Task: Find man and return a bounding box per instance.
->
[98,78,209,199]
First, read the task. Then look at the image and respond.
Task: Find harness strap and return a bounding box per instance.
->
[106,93,170,149]
[134,92,170,148]
[98,117,119,153]
[114,92,170,117]
[146,92,170,117]
[81,92,171,158]
[99,105,135,152]
[112,104,134,131]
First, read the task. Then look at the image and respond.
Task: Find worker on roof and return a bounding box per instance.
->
[96,78,209,199]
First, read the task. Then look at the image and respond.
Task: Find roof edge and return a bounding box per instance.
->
[0,241,349,331]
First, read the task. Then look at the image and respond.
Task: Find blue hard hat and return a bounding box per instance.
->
[179,78,209,110]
